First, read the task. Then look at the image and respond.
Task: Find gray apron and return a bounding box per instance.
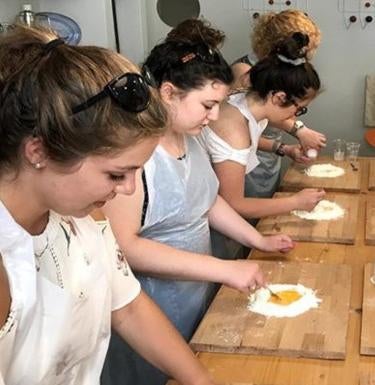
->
[138,135,220,335]
[102,136,219,385]
[245,126,282,199]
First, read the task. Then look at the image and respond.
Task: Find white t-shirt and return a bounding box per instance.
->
[199,92,268,174]
[0,202,140,385]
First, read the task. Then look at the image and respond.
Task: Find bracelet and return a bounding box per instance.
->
[275,143,286,157]
[271,139,282,153]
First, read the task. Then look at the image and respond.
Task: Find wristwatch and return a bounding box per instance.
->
[289,120,305,138]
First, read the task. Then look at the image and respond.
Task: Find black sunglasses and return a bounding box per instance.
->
[72,72,151,114]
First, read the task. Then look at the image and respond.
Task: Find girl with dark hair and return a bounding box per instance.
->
[200,32,326,220]
[0,25,221,385]
[101,19,294,385]
[231,10,326,200]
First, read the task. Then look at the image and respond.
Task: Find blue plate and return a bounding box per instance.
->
[35,12,81,45]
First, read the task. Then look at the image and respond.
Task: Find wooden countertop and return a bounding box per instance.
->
[168,157,375,385]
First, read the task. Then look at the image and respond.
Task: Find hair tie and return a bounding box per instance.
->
[43,38,65,53]
[277,54,306,66]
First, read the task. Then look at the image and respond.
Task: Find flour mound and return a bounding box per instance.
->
[292,199,345,221]
[305,163,345,178]
[248,283,321,318]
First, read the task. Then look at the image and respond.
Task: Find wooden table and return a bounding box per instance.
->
[168,157,375,385]
[280,157,361,193]
[369,159,375,191]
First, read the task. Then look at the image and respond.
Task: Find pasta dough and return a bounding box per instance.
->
[248,283,321,318]
[292,199,345,221]
[305,163,345,178]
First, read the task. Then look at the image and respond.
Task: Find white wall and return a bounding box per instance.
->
[115,0,148,65]
[0,0,29,22]
[2,0,375,155]
[139,0,375,156]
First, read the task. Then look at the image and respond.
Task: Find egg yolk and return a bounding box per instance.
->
[268,290,302,305]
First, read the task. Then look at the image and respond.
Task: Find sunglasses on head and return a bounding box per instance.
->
[72,72,152,115]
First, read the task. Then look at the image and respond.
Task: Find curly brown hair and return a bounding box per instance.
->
[166,18,226,49]
[251,9,321,59]
[0,26,167,173]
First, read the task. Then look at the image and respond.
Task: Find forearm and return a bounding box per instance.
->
[258,137,275,152]
[208,196,268,249]
[113,292,214,385]
[121,233,227,283]
[218,191,297,220]
[268,117,295,133]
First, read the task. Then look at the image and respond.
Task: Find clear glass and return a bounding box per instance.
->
[333,139,346,161]
[346,142,360,162]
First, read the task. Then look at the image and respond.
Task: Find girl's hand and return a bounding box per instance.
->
[291,188,325,211]
[297,126,326,150]
[258,234,295,254]
[284,144,311,164]
[220,260,265,293]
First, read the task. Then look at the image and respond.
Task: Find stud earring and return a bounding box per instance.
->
[34,162,41,169]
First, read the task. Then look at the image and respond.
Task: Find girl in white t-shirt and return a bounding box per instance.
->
[0,26,218,385]
[231,10,326,199]
[201,33,326,220]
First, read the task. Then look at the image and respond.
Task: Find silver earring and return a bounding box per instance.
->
[34,162,41,169]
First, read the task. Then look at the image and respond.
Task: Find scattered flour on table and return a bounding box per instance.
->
[305,163,345,178]
[292,199,345,221]
[248,283,321,318]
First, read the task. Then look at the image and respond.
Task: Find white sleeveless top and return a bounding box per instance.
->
[199,92,268,174]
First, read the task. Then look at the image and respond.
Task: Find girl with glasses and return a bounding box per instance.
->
[200,32,326,222]
[0,25,222,385]
[231,9,326,200]
[101,18,294,385]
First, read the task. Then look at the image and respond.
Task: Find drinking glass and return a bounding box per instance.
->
[333,139,345,161]
[346,142,360,162]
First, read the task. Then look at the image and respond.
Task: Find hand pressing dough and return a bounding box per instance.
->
[305,163,345,178]
[248,283,321,318]
[292,199,345,221]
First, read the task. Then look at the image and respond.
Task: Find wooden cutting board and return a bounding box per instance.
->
[365,198,375,246]
[361,263,375,355]
[256,192,359,244]
[369,159,375,191]
[190,260,352,360]
[360,373,375,385]
[281,159,361,192]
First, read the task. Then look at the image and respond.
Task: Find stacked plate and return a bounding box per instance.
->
[35,12,81,45]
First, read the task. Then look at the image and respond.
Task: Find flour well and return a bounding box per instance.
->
[305,163,345,178]
[292,199,345,221]
[248,283,321,318]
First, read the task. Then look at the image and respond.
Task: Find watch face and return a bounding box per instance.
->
[294,121,304,129]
